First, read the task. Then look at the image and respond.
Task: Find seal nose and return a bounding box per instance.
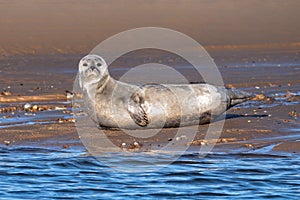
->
[90,66,96,71]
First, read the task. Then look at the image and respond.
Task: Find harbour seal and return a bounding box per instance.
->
[78,54,253,129]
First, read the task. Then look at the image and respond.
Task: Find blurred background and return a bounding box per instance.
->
[1,0,300,55]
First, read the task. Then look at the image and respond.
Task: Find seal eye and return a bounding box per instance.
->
[97,63,102,67]
[83,63,88,67]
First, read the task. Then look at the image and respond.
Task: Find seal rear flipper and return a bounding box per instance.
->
[228,89,254,108]
[127,93,149,127]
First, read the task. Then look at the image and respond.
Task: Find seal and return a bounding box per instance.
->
[78,54,253,130]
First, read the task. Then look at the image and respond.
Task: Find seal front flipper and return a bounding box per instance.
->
[127,92,149,127]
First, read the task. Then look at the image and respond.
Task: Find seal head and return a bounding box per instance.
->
[78,54,108,91]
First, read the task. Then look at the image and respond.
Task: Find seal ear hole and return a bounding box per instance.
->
[83,63,88,67]
[97,63,102,67]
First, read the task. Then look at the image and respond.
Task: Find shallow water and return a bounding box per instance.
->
[0,146,299,199]
[0,101,73,129]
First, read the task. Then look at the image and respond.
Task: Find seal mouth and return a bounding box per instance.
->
[87,72,99,79]
[85,68,100,78]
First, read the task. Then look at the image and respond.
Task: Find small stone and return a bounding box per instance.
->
[288,110,298,117]
[285,92,291,98]
[221,138,228,143]
[245,144,254,148]
[76,93,83,99]
[247,120,251,123]
[252,94,265,101]
[3,140,10,146]
[57,118,64,123]
[129,144,135,149]
[133,141,141,148]
[268,83,276,87]
[24,103,32,110]
[66,118,75,123]
[54,106,66,110]
[38,106,47,111]
[1,90,11,96]
[66,90,74,99]
[32,105,38,111]
[226,84,235,89]
[24,113,35,116]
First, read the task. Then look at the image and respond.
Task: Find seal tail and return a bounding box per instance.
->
[228,89,254,108]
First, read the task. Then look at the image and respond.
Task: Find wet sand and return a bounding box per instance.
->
[0,1,299,154]
[1,45,299,154]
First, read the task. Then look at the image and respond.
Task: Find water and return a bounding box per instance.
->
[0,146,299,199]
[0,101,73,129]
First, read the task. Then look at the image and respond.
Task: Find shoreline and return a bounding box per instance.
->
[1,42,300,58]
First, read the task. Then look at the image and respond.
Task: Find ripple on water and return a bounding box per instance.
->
[0,147,299,199]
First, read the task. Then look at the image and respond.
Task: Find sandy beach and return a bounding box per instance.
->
[0,0,299,154]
